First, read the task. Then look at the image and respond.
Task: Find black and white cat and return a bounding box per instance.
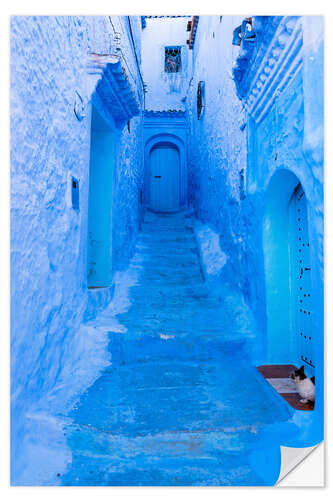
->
[290,365,315,404]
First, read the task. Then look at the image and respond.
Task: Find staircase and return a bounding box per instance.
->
[61,211,291,486]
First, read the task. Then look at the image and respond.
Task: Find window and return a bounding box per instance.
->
[71,176,79,211]
[165,46,182,73]
[239,169,246,200]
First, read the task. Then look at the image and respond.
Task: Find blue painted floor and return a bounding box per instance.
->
[61,212,292,486]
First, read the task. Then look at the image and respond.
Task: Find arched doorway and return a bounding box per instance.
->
[289,182,314,374]
[144,133,187,212]
[149,142,180,212]
[263,170,314,374]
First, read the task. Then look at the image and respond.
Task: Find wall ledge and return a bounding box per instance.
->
[233,16,303,124]
[88,55,140,127]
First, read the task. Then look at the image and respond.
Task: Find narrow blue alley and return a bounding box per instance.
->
[61,212,291,486]
[10,15,324,486]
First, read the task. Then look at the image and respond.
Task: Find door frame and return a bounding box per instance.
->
[263,169,312,366]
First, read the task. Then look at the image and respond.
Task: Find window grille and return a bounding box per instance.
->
[165,47,182,73]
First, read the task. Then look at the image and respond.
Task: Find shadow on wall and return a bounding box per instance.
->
[263,169,314,376]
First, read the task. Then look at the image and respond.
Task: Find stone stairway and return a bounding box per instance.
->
[61,211,292,486]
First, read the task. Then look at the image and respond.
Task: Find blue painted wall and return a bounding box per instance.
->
[186,15,249,299]
[141,17,191,110]
[186,15,324,449]
[10,15,144,484]
[10,15,324,484]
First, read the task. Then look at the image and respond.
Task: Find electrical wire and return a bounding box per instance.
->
[108,16,145,106]
[126,16,145,93]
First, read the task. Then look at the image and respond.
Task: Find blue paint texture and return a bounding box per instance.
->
[10,15,323,486]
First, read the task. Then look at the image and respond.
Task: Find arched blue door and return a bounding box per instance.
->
[290,183,314,374]
[263,170,313,367]
[149,143,180,212]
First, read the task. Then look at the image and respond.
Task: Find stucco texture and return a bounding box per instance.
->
[11,16,144,483]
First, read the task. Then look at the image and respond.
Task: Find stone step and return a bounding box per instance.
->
[135,244,199,256]
[131,260,202,275]
[65,359,291,435]
[137,238,195,249]
[137,271,202,285]
[61,433,263,485]
[141,225,192,234]
[132,277,202,288]
[136,241,198,253]
[61,212,292,487]
[143,213,191,222]
[107,333,252,364]
[115,299,228,318]
[117,300,224,317]
[141,221,191,230]
[131,263,202,277]
[64,425,255,460]
[128,283,210,299]
[140,224,194,234]
[61,423,264,486]
[115,321,230,338]
[141,225,194,235]
[123,302,223,319]
[128,283,217,301]
[131,254,200,267]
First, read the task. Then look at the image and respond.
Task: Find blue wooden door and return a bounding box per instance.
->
[292,184,314,374]
[149,144,180,212]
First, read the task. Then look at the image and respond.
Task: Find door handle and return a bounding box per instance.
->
[154,176,162,179]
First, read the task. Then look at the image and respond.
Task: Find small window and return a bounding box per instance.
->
[239,169,246,200]
[71,176,79,211]
[165,46,182,73]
